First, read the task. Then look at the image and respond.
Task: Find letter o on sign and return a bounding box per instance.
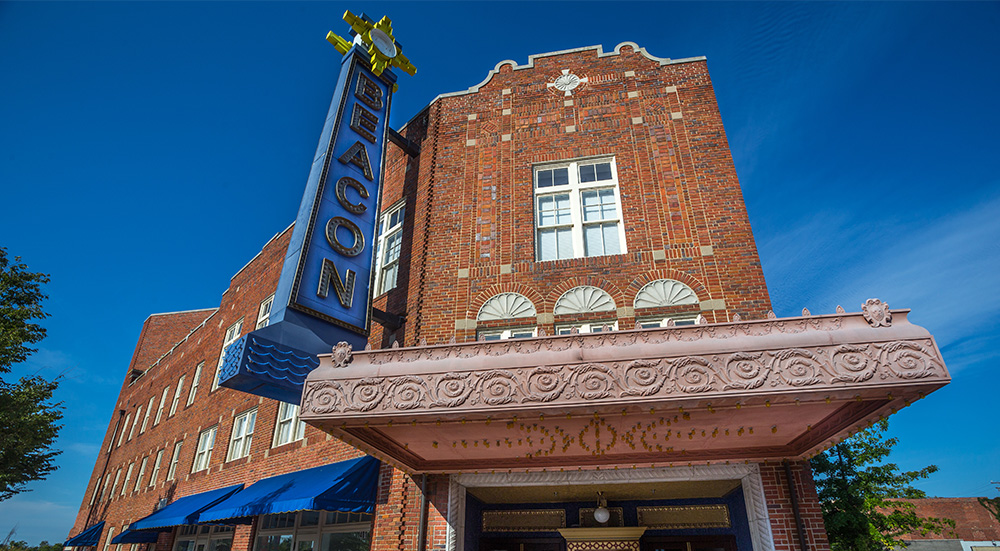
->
[325,216,365,257]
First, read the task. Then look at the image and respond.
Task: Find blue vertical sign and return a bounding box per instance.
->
[218,41,397,403]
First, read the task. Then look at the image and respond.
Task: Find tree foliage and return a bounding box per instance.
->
[0,539,64,551]
[0,248,62,501]
[810,419,954,551]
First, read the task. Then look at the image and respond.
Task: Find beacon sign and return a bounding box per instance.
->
[218,12,417,403]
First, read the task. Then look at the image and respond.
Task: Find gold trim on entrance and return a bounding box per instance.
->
[483,509,566,532]
[636,505,730,529]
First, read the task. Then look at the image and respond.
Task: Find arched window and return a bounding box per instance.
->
[634,279,699,327]
[553,286,617,334]
[477,293,537,341]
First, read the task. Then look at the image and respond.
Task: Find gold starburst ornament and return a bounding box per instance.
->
[326,10,417,78]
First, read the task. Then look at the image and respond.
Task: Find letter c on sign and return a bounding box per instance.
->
[325,217,365,257]
[336,177,369,214]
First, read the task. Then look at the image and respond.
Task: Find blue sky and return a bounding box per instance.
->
[1,1,998,544]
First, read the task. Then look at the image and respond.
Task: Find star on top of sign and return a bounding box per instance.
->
[326,10,417,78]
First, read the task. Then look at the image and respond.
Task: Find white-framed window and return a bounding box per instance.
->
[149,448,164,487]
[187,362,204,406]
[477,327,538,341]
[272,403,305,447]
[534,158,626,261]
[374,202,405,295]
[104,528,115,551]
[121,462,134,496]
[256,295,275,329]
[192,426,217,473]
[90,476,102,505]
[637,315,698,328]
[117,414,131,447]
[167,441,183,481]
[134,456,148,493]
[102,472,113,502]
[170,375,186,416]
[154,386,170,425]
[141,396,155,433]
[110,467,122,498]
[227,409,257,461]
[213,320,244,391]
[555,321,619,335]
[128,408,141,441]
[253,510,373,551]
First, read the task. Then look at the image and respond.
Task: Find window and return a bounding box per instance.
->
[374,202,405,294]
[149,449,164,487]
[187,362,204,406]
[254,510,372,551]
[102,473,113,502]
[213,320,243,391]
[117,414,131,447]
[272,403,306,447]
[227,409,257,461]
[170,375,185,416]
[192,427,217,472]
[534,158,625,261]
[555,321,619,334]
[167,441,183,481]
[637,315,698,328]
[154,386,170,425]
[174,526,233,551]
[128,408,141,441]
[134,456,148,492]
[477,327,538,341]
[104,528,115,551]
[256,295,274,329]
[90,476,102,505]
[110,467,122,498]
[141,396,155,433]
[121,462,134,496]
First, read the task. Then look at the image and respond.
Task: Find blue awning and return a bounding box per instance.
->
[111,527,161,544]
[130,484,243,530]
[198,456,379,523]
[65,521,105,547]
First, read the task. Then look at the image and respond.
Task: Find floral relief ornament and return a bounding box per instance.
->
[332,341,353,368]
[861,298,892,327]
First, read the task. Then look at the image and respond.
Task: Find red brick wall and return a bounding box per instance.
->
[374,44,770,348]
[896,498,1000,541]
[69,226,368,548]
[759,462,831,551]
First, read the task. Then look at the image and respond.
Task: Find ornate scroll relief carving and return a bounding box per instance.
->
[303,338,941,415]
[634,279,698,308]
[555,286,616,315]
[862,298,892,327]
[478,293,537,320]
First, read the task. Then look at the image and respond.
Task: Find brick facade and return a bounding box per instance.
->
[69,42,825,551]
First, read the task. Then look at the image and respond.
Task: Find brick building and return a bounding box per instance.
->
[66,42,951,551]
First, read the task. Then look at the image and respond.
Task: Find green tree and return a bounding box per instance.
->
[810,419,954,551]
[0,248,62,501]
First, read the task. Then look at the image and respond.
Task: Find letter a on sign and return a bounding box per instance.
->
[339,141,374,181]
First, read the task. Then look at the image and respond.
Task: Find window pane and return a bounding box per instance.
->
[538,229,557,261]
[300,510,320,526]
[579,163,596,183]
[320,533,370,551]
[556,228,573,259]
[595,162,612,181]
[602,222,621,254]
[554,194,571,224]
[384,232,402,263]
[582,189,616,222]
[552,168,569,186]
[536,169,552,188]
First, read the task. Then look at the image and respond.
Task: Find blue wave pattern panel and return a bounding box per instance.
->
[219,334,320,403]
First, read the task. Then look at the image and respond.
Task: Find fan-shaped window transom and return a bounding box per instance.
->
[554,286,616,315]
[634,279,699,309]
[477,293,537,321]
